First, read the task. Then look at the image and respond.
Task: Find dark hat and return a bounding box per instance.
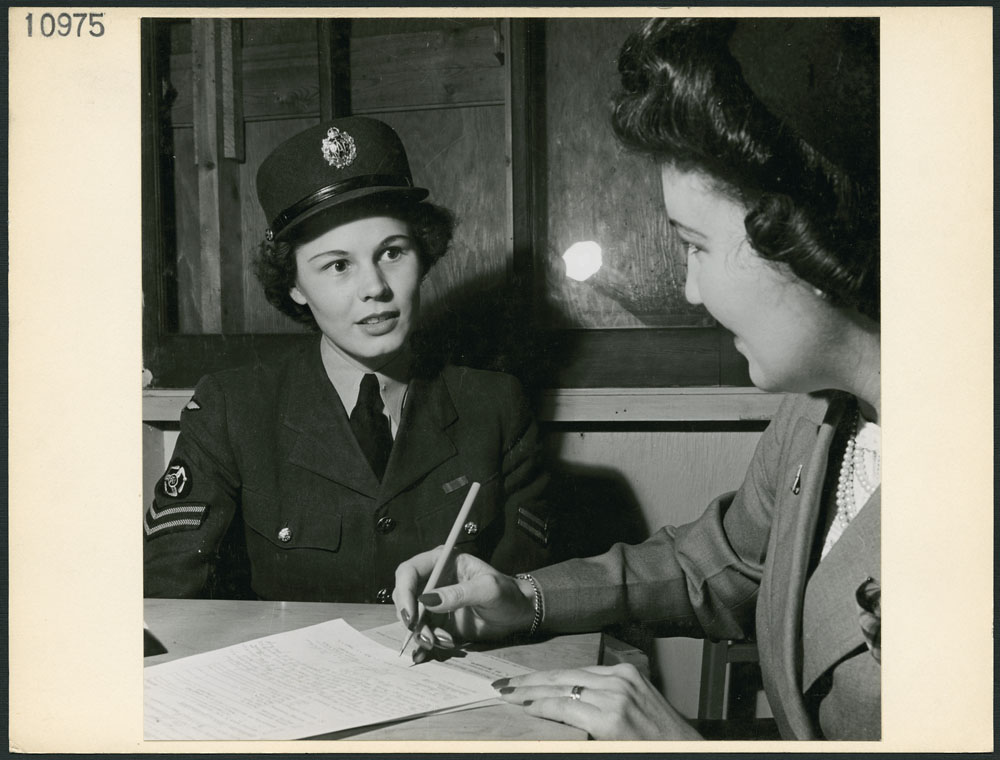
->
[256,117,429,242]
[728,18,879,183]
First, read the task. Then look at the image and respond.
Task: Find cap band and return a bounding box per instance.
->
[269,173,414,239]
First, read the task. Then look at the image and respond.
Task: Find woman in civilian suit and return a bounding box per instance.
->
[394,19,881,740]
[144,117,554,603]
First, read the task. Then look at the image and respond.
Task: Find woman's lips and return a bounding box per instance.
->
[357,311,400,336]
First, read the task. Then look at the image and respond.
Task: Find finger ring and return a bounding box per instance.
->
[569,685,584,701]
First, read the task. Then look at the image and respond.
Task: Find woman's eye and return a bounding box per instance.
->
[381,246,406,261]
[325,259,350,273]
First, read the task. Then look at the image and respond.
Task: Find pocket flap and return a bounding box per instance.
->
[415,481,500,545]
[242,490,344,552]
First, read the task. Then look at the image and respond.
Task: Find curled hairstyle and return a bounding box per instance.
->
[254,196,455,329]
[613,19,879,319]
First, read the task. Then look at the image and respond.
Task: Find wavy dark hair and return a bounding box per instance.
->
[254,194,455,329]
[613,18,879,320]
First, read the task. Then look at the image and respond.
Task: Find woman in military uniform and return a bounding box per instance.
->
[144,117,553,603]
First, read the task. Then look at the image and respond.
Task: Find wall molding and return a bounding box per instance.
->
[539,387,782,423]
[144,387,783,424]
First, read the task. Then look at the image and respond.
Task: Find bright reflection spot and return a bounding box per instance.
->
[562,241,603,281]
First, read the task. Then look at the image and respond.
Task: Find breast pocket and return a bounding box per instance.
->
[414,478,501,548]
[242,487,344,553]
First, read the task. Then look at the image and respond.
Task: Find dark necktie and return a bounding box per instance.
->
[350,373,393,480]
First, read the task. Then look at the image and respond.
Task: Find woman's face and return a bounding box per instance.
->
[290,215,422,370]
[661,165,841,393]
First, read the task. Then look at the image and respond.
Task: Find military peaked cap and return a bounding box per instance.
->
[256,117,429,242]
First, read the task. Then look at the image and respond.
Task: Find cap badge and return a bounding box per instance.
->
[321,127,357,169]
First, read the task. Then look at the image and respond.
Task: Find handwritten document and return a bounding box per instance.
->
[365,622,533,682]
[144,619,522,740]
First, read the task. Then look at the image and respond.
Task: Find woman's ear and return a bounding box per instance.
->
[290,285,307,306]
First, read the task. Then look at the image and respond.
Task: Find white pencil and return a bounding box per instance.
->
[399,481,481,656]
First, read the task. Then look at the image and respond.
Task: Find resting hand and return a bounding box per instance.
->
[392,547,535,661]
[492,664,703,740]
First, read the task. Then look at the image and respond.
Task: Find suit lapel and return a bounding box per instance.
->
[281,342,381,497]
[765,395,850,738]
[377,372,459,505]
[801,490,881,692]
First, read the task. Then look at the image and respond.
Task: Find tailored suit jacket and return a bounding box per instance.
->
[144,341,554,602]
[532,391,880,740]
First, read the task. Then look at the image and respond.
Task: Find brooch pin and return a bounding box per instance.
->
[791,464,803,494]
[321,126,357,169]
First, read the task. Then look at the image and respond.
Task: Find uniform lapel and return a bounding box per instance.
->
[377,372,458,505]
[764,395,850,738]
[281,342,381,497]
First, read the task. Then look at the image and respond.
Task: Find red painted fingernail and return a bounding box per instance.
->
[498,686,515,695]
[491,678,510,689]
[523,700,533,706]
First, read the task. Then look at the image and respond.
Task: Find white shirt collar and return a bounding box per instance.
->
[320,338,410,436]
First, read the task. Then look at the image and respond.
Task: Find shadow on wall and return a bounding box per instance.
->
[413,270,651,561]
[543,460,657,674]
[410,270,584,388]
[544,462,649,562]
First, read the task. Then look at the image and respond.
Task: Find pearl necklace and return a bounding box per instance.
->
[854,440,881,494]
[834,408,880,529]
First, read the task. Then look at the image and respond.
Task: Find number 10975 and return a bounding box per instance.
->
[25,12,105,38]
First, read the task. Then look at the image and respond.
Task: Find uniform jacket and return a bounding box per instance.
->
[532,391,880,740]
[144,342,553,603]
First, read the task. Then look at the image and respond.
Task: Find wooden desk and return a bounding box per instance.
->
[144,598,600,740]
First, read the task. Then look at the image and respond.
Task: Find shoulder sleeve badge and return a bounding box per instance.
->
[161,462,192,498]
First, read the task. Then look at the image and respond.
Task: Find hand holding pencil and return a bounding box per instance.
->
[392,485,538,663]
[398,481,481,656]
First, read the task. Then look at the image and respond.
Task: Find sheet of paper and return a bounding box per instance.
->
[143,619,500,740]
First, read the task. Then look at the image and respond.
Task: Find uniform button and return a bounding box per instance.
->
[463,520,479,536]
[375,516,396,534]
[277,527,292,543]
[376,587,392,604]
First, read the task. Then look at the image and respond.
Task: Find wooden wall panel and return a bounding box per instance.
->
[170,128,201,333]
[239,117,317,334]
[170,24,502,125]
[170,42,320,126]
[241,18,317,46]
[376,106,508,323]
[542,19,712,329]
[350,25,504,112]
